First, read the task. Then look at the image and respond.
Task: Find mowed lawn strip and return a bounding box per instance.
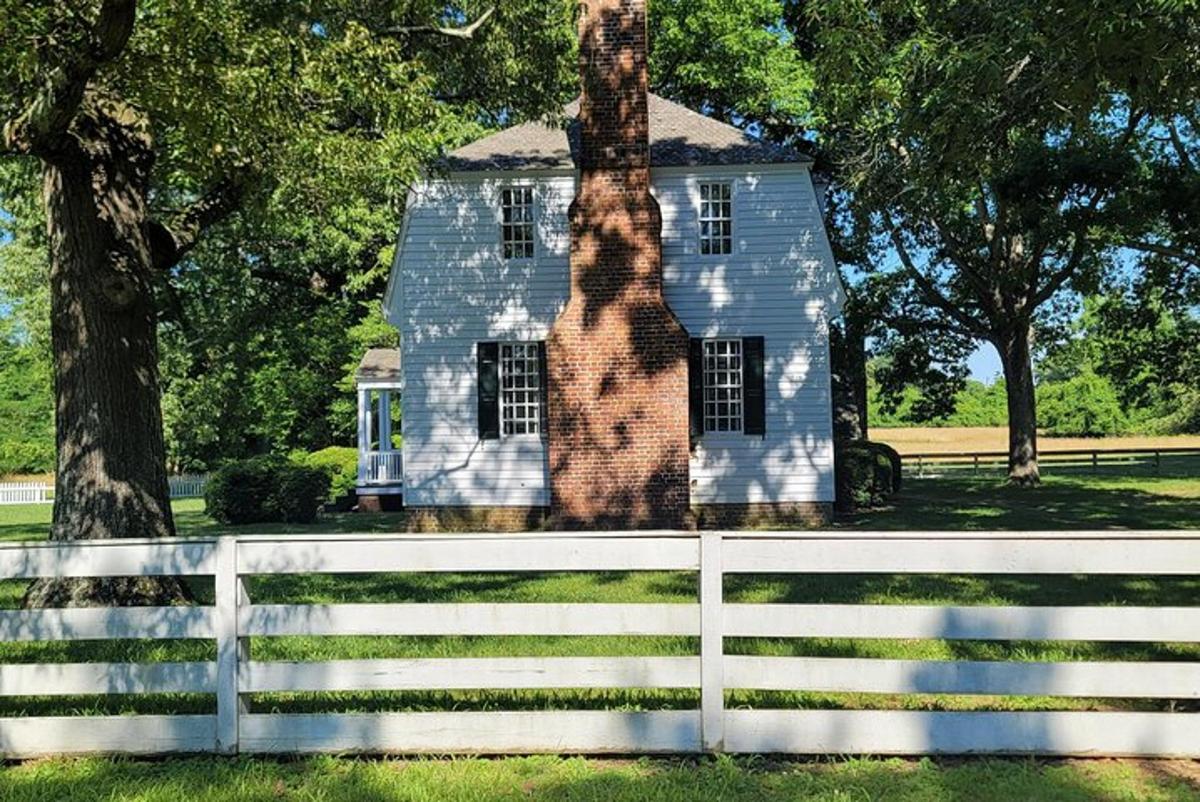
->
[0,754,1196,801]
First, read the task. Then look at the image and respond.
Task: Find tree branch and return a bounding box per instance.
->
[885,213,989,337]
[2,0,136,155]
[1032,231,1088,307]
[1123,239,1200,270]
[1167,121,1194,171]
[377,7,495,40]
[150,169,251,271]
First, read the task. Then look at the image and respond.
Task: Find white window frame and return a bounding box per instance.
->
[698,180,733,256]
[499,342,542,437]
[702,338,743,433]
[499,185,536,261]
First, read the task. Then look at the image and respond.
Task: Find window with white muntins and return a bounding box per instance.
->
[500,342,541,435]
[703,338,743,432]
[500,186,535,260]
[699,181,732,255]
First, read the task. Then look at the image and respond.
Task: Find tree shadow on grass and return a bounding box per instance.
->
[839,475,1200,531]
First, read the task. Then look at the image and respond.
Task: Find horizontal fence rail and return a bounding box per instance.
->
[0,530,1197,758]
[907,446,1200,478]
[0,476,208,505]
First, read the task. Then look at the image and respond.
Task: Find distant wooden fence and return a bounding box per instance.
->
[908,446,1200,478]
[0,482,49,505]
[0,529,1198,757]
[0,475,208,506]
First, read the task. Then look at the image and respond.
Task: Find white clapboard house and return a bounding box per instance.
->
[354,21,843,529]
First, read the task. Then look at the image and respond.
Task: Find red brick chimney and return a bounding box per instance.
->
[546,0,691,528]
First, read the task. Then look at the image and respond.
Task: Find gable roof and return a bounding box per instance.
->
[443,93,809,172]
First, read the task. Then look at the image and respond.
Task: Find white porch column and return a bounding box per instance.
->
[357,388,371,484]
[378,390,392,453]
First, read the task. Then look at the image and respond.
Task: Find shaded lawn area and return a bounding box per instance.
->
[2,468,1197,543]
[2,754,1199,802]
[839,470,1200,530]
[0,498,408,543]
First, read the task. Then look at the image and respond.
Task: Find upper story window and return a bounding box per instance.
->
[500,342,542,435]
[703,338,743,432]
[500,186,535,260]
[699,181,732,255]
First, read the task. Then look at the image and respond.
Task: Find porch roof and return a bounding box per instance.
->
[355,348,402,385]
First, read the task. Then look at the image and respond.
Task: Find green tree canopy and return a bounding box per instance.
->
[801,0,1199,482]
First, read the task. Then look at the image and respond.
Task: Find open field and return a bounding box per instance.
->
[874,426,1200,455]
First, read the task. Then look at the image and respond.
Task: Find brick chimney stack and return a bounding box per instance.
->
[546,0,692,528]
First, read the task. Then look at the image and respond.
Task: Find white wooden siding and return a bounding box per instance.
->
[394,165,839,507]
[397,175,572,507]
[656,166,838,504]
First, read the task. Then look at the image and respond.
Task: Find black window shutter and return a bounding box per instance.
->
[536,340,548,437]
[477,341,500,440]
[688,338,704,438]
[743,336,765,436]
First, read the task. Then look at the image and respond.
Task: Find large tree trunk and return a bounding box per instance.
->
[23,95,187,608]
[994,322,1040,486]
[830,317,868,442]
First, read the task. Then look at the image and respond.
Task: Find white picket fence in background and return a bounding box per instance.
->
[0,529,1197,758]
[0,482,49,505]
[0,475,208,505]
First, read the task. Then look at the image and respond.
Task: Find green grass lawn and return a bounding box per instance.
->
[2,754,1198,801]
[1,473,1198,799]
[2,466,1197,542]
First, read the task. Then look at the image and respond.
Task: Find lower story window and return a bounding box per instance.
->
[703,338,743,432]
[501,342,541,435]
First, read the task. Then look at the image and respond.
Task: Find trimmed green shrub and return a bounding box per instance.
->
[297,446,359,503]
[205,457,329,525]
[835,440,900,511]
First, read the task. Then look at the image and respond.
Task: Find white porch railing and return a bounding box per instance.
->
[0,529,1198,757]
[359,450,403,485]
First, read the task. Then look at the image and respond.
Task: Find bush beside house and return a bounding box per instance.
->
[294,446,359,508]
[205,457,329,525]
[836,440,902,512]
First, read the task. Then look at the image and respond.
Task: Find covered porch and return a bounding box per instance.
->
[355,348,403,501]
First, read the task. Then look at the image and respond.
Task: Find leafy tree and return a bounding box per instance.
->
[1041,262,1200,433]
[801,0,1197,483]
[0,316,53,475]
[1037,370,1127,437]
[649,0,813,141]
[0,0,573,603]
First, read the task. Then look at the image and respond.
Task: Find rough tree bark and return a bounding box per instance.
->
[20,94,191,607]
[3,1,241,606]
[994,322,1039,485]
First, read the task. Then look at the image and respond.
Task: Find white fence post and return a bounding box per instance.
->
[214,536,243,754]
[700,531,724,752]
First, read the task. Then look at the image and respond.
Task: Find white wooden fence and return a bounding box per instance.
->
[0,475,208,505]
[0,482,49,505]
[0,530,1197,758]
